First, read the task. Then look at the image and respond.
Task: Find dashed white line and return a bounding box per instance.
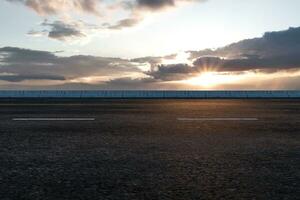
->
[177,118,258,121]
[12,118,95,121]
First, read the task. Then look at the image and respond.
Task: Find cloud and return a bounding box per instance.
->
[0,46,141,83]
[192,55,300,73]
[147,63,195,81]
[107,0,204,30]
[0,74,65,82]
[189,27,300,59]
[143,27,300,81]
[7,0,204,15]
[131,54,178,71]
[7,0,205,32]
[42,20,85,41]
[131,56,164,71]
[28,20,103,41]
[136,0,175,10]
[105,17,141,30]
[134,0,203,10]
[187,27,300,72]
[0,47,57,63]
[45,21,85,41]
[6,0,101,15]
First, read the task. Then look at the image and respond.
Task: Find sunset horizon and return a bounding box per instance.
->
[1,0,300,90]
[1,1,300,199]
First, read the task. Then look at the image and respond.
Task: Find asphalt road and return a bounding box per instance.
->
[0,99,299,200]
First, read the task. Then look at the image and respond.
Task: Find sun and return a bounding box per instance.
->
[183,71,244,88]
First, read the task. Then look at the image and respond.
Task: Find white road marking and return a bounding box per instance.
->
[12,118,95,121]
[177,118,258,121]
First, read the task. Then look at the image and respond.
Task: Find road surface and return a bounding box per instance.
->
[0,99,299,199]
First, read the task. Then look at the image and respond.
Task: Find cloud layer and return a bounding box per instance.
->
[28,20,101,41]
[7,0,203,14]
[0,47,142,83]
[6,0,204,40]
[146,27,300,82]
[1,27,300,89]
[6,0,101,15]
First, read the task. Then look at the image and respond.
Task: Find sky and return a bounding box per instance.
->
[1,0,300,90]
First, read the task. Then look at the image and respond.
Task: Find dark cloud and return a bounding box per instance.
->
[188,27,300,72]
[0,74,65,82]
[192,56,223,69]
[220,54,300,73]
[46,21,85,41]
[188,27,300,60]
[136,0,175,10]
[109,0,204,29]
[27,20,87,41]
[0,47,141,82]
[147,63,195,81]
[29,20,103,41]
[192,55,300,73]
[134,0,204,10]
[0,47,57,63]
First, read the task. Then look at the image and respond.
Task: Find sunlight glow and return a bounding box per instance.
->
[183,72,245,88]
[180,70,300,89]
